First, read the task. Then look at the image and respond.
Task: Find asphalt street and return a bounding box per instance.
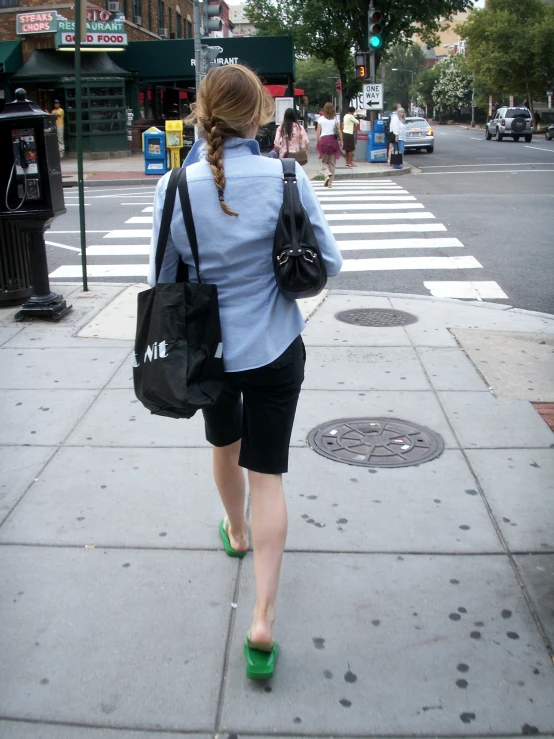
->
[46,125,554,314]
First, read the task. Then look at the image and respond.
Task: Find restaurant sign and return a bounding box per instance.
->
[17,10,58,35]
[55,11,128,48]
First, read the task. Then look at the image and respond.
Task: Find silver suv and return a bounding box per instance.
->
[486,107,533,142]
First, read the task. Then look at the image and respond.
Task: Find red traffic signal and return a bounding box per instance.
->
[336,81,343,92]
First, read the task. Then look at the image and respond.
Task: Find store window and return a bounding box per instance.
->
[65,80,126,141]
[158,0,165,30]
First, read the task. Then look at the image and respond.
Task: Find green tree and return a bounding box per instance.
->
[383,43,427,112]
[413,64,441,114]
[295,57,342,111]
[245,0,474,110]
[431,54,473,117]
[460,0,554,109]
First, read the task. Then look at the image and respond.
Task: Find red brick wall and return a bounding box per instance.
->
[0,0,196,59]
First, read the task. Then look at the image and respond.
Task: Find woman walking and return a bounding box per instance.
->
[274,107,309,161]
[148,65,342,681]
[390,106,406,169]
[316,102,343,188]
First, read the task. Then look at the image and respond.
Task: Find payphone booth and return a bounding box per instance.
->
[165,120,183,170]
[0,89,71,320]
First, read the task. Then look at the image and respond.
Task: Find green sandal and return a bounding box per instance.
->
[244,635,279,681]
[219,518,248,559]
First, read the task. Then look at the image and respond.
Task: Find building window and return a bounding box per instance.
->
[176,12,182,38]
[132,0,140,21]
[158,0,164,30]
[187,20,192,38]
[0,0,19,6]
[148,0,152,30]
[168,7,172,35]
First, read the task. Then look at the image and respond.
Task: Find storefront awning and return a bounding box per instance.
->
[12,49,131,83]
[110,36,295,85]
[264,85,304,98]
[0,40,23,74]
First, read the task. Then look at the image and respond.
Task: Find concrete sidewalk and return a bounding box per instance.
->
[1,285,553,738]
[62,129,413,187]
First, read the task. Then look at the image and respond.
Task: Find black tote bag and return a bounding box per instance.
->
[133,167,225,419]
[273,158,327,300]
[390,143,403,167]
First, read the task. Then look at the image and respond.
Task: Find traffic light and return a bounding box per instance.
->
[368,8,383,50]
[355,52,368,80]
[203,2,222,35]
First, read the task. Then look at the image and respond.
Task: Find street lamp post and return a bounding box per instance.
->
[391,68,415,114]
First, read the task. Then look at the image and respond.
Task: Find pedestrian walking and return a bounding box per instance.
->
[147,64,342,681]
[390,106,406,169]
[274,107,309,162]
[342,106,359,168]
[316,102,343,188]
[50,100,65,159]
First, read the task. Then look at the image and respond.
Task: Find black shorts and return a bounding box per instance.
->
[343,133,355,152]
[202,336,305,474]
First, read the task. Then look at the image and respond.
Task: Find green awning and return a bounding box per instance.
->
[12,49,131,84]
[110,36,295,85]
[0,40,23,74]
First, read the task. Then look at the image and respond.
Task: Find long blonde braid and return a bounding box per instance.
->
[186,65,274,217]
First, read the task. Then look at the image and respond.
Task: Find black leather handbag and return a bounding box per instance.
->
[273,158,327,300]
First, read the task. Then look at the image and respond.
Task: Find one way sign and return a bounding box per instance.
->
[362,83,383,111]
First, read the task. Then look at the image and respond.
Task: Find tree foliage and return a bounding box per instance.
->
[460,0,554,108]
[295,57,341,110]
[383,43,427,112]
[244,0,473,108]
[431,55,473,113]
[413,64,441,112]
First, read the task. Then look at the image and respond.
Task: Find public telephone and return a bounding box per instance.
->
[9,128,42,206]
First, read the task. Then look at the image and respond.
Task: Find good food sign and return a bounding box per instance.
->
[56,10,128,48]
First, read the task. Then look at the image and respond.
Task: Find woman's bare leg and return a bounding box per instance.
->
[247,470,287,648]
[213,440,248,551]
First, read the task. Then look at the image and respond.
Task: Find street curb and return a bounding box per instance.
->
[61,164,416,188]
[44,283,554,322]
[63,178,161,188]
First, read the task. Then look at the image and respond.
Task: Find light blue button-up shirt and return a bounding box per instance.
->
[148,137,342,372]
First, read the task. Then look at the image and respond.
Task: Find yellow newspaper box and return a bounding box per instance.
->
[166,120,183,169]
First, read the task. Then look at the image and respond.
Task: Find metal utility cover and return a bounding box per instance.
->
[308,418,445,468]
[336,308,418,327]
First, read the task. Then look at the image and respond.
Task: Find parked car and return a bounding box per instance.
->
[545,124,554,141]
[485,107,533,142]
[404,117,434,153]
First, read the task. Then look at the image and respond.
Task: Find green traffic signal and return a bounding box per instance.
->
[370,35,382,49]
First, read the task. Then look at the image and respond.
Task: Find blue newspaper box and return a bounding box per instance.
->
[367,127,387,162]
[374,119,385,133]
[144,128,167,175]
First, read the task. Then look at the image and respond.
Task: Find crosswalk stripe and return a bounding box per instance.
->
[325,212,435,221]
[121,202,155,206]
[87,245,150,255]
[321,203,424,211]
[316,196,416,202]
[317,191,409,198]
[424,281,508,299]
[49,264,148,278]
[104,229,152,238]
[125,216,153,224]
[341,256,483,272]
[337,237,464,251]
[312,180,395,185]
[331,224,447,234]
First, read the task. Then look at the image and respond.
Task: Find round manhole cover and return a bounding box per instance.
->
[308,418,444,468]
[336,309,418,327]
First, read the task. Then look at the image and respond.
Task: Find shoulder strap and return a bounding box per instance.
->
[177,166,202,284]
[280,158,302,246]
[155,167,184,283]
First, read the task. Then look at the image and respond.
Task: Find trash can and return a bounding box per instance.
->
[0,220,32,305]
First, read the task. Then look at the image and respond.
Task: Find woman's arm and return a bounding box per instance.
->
[300,125,309,152]
[274,125,282,148]
[316,122,321,143]
[297,167,342,276]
